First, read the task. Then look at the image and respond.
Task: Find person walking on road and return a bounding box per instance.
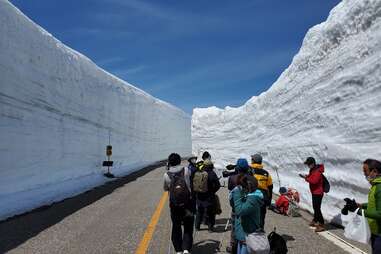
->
[299,157,325,232]
[194,159,221,232]
[163,153,194,254]
[250,154,273,228]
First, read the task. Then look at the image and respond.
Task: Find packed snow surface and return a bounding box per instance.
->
[0,0,191,220]
[193,0,381,223]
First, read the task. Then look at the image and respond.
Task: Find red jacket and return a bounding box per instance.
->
[275,195,289,215]
[305,164,324,195]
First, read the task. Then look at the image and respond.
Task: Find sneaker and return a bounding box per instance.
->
[176,252,182,254]
[183,250,190,254]
[315,224,325,232]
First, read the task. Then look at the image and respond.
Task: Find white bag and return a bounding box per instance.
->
[344,209,371,244]
[246,231,270,254]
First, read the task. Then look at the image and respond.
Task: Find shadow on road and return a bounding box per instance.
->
[0,161,166,253]
[214,217,231,232]
[192,239,221,254]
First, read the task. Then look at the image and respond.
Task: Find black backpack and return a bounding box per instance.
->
[268,229,288,254]
[168,168,191,207]
[322,174,330,193]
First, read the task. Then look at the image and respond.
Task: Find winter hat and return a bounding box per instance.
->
[304,157,316,166]
[279,187,287,194]
[202,151,211,160]
[251,154,263,164]
[168,153,181,167]
[236,158,249,173]
[188,156,197,163]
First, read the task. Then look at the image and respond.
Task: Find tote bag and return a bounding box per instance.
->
[246,231,270,254]
[344,209,371,244]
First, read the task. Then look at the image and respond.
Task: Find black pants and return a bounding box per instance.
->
[229,213,237,254]
[260,203,267,228]
[170,207,194,252]
[312,194,324,224]
[195,204,215,229]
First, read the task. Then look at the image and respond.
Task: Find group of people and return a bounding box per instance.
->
[163,152,381,254]
[163,152,220,254]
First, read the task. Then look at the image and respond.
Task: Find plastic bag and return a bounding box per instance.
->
[246,231,270,254]
[344,209,371,244]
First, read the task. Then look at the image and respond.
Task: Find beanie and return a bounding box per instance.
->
[251,154,263,164]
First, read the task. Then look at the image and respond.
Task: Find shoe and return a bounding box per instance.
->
[309,220,318,227]
[226,246,232,253]
[176,252,182,254]
[183,250,190,254]
[315,224,325,232]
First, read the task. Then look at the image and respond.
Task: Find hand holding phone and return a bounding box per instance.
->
[299,173,306,178]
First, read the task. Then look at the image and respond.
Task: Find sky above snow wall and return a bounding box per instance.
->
[0,0,191,220]
[192,0,381,223]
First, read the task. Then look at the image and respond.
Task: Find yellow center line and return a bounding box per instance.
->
[135,191,168,254]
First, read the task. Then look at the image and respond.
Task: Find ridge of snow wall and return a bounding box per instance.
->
[0,0,191,220]
[192,0,381,223]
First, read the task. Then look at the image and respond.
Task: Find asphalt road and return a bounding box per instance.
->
[0,163,372,254]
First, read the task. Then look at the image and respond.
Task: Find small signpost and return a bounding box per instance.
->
[103,145,114,178]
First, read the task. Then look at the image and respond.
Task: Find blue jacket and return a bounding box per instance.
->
[230,187,263,241]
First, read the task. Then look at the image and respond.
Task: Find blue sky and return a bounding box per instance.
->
[10,0,341,114]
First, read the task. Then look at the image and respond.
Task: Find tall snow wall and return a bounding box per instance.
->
[0,0,191,220]
[193,0,381,222]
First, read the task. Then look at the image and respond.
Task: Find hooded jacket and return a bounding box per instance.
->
[362,176,381,235]
[163,165,191,193]
[305,164,325,195]
[230,186,263,241]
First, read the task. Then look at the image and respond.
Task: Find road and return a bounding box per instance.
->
[0,162,372,253]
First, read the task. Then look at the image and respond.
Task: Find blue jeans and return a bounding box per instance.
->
[371,234,381,254]
[237,242,248,254]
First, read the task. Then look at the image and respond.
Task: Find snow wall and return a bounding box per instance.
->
[193,0,381,223]
[0,0,191,220]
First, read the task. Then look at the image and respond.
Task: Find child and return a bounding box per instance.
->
[275,187,289,215]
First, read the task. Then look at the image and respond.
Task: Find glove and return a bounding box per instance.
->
[344,198,358,212]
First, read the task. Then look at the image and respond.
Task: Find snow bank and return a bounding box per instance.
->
[0,0,191,220]
[193,0,381,222]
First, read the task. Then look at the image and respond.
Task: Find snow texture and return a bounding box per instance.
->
[192,0,381,223]
[0,0,191,220]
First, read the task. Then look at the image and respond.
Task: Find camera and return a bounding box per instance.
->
[222,164,238,178]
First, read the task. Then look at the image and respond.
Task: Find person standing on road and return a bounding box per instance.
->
[163,153,194,254]
[250,154,273,228]
[226,158,252,254]
[230,172,263,254]
[299,157,325,232]
[357,159,381,254]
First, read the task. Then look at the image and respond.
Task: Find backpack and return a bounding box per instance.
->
[168,168,190,207]
[193,170,209,193]
[287,200,301,217]
[322,174,330,193]
[268,228,288,254]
